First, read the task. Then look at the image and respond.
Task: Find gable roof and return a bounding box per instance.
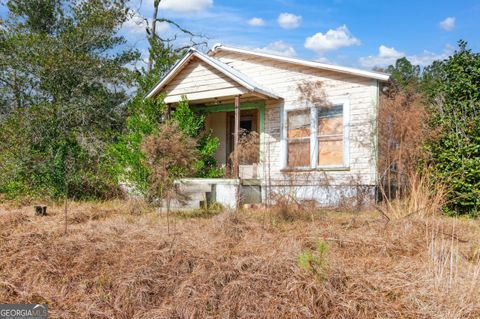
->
[209,44,391,82]
[146,48,281,100]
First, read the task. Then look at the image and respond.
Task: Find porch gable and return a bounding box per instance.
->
[146,48,280,104]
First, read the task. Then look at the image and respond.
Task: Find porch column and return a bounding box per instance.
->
[233,95,240,178]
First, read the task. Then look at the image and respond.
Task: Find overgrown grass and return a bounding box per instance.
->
[174,203,224,219]
[0,200,479,318]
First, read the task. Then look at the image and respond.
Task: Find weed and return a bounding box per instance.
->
[298,239,329,281]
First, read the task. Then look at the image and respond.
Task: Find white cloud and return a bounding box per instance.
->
[359,45,405,68]
[277,13,302,29]
[159,0,213,13]
[359,44,454,68]
[248,17,265,26]
[408,45,454,66]
[123,15,169,35]
[378,45,404,59]
[315,56,331,64]
[254,41,296,57]
[304,25,360,53]
[439,17,455,31]
[123,16,147,34]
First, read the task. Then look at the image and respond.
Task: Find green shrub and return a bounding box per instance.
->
[171,98,223,178]
[297,239,329,281]
[110,96,223,197]
[108,96,166,195]
[423,41,480,215]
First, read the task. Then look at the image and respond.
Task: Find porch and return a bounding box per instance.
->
[191,99,265,179]
[147,47,282,208]
[168,97,267,209]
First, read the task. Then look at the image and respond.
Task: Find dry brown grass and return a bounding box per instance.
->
[0,200,479,318]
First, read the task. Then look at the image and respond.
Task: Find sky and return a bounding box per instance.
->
[0,0,477,70]
[122,0,480,70]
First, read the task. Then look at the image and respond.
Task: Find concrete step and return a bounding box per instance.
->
[177,183,212,193]
[161,199,202,211]
[183,192,208,201]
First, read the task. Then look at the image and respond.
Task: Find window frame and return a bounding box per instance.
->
[285,108,312,168]
[283,99,350,170]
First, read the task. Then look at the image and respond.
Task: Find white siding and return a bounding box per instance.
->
[163,57,247,103]
[213,51,379,187]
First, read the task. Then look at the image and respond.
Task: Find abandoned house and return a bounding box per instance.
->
[146,44,390,208]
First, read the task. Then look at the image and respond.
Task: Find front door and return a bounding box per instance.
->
[226,109,259,165]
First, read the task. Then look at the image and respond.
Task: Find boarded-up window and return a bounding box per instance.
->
[318,105,343,166]
[287,110,310,167]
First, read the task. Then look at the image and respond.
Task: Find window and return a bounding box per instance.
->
[285,103,347,169]
[318,105,343,166]
[287,110,310,167]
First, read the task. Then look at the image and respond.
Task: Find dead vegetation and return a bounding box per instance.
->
[378,89,429,199]
[0,200,479,319]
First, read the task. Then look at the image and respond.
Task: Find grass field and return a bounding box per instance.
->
[0,200,479,318]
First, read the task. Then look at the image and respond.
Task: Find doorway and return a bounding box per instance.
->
[226,109,259,165]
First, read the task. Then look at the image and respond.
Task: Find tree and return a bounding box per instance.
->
[378,58,427,200]
[0,0,139,199]
[386,57,421,93]
[423,41,480,215]
[109,2,215,196]
[144,0,206,72]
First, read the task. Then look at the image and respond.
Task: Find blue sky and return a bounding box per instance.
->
[123,0,480,70]
[1,0,477,69]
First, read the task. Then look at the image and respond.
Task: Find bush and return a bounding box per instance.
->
[0,108,120,200]
[141,121,198,202]
[110,96,223,197]
[171,98,223,178]
[423,41,480,215]
[108,96,166,195]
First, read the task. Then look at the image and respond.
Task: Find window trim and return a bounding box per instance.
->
[283,99,350,170]
[285,108,312,168]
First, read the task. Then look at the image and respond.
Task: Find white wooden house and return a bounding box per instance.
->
[146,44,390,208]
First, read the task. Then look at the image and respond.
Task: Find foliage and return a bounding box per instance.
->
[378,89,427,199]
[107,34,183,195]
[108,26,215,196]
[381,41,480,216]
[110,96,222,196]
[422,41,480,215]
[0,0,138,199]
[108,97,166,195]
[171,98,223,178]
[141,121,197,202]
[386,57,421,92]
[297,239,329,281]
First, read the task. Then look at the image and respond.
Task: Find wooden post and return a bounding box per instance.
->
[234,96,241,211]
[234,96,240,178]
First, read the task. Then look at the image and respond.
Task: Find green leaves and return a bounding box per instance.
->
[386,57,421,92]
[298,240,329,281]
[424,41,480,215]
[108,96,166,195]
[0,0,139,199]
[171,97,222,178]
[171,97,205,137]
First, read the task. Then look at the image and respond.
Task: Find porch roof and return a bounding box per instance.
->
[146,48,281,102]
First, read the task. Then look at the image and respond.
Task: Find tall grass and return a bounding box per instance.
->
[378,171,447,220]
[0,200,479,318]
